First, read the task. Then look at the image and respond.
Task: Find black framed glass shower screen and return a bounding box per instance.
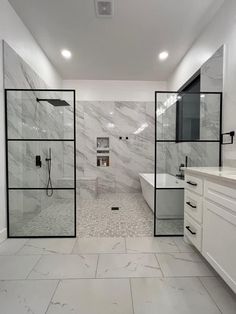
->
[154,91,222,237]
[5,89,76,238]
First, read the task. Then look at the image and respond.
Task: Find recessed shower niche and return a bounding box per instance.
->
[97,137,110,167]
[97,137,109,150]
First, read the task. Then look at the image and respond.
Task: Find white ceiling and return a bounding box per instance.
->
[9,0,224,81]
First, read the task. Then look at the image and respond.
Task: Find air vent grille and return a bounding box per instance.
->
[95,0,114,17]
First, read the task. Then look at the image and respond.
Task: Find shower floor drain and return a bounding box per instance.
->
[111,207,119,210]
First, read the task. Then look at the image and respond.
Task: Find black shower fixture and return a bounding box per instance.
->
[45,148,53,197]
[36,98,70,107]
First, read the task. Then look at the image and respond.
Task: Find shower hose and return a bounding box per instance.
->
[46,149,53,197]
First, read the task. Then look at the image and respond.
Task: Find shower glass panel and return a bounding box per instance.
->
[5,89,76,237]
[155,91,222,236]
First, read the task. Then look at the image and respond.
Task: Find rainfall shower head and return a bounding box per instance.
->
[36,98,70,107]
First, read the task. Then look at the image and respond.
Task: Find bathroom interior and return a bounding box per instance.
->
[1,1,236,312]
[5,42,223,238]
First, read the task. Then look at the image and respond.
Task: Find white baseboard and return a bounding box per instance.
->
[0,228,7,244]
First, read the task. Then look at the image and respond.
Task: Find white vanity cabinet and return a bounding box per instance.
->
[184,168,236,293]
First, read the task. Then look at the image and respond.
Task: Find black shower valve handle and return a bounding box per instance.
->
[119,136,129,140]
[35,155,42,168]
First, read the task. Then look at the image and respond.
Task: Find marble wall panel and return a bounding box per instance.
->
[165,142,220,176]
[200,46,224,93]
[76,101,155,193]
[200,94,221,140]
[200,46,223,141]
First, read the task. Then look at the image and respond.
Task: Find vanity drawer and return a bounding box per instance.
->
[204,180,236,214]
[184,190,202,224]
[185,174,203,195]
[184,213,202,251]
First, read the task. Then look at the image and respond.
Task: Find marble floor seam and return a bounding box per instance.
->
[45,280,60,314]
[26,255,43,280]
[197,277,224,314]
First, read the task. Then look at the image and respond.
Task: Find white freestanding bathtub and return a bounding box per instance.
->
[139,173,185,219]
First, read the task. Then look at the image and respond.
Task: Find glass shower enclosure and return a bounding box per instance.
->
[154,91,222,236]
[5,89,76,237]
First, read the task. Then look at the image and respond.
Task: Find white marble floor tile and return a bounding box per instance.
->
[17,238,76,255]
[126,237,180,253]
[200,277,236,314]
[0,280,58,314]
[173,237,196,253]
[28,254,98,279]
[97,253,162,278]
[73,237,126,254]
[0,239,27,255]
[156,252,215,277]
[131,277,221,314]
[0,255,40,280]
[47,279,133,314]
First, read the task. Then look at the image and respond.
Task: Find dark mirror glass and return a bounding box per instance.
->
[176,75,200,142]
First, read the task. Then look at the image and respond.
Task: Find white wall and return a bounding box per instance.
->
[167,0,236,165]
[0,0,61,88]
[63,80,166,101]
[0,0,62,242]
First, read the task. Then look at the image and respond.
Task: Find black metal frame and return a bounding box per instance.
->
[5,88,77,238]
[154,91,223,237]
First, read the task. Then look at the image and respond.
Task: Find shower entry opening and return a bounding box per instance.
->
[5,89,76,238]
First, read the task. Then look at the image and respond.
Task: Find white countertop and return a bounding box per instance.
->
[184,167,236,185]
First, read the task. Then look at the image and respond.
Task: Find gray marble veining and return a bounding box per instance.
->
[77,101,155,193]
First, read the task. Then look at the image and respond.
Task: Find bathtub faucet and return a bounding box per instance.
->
[176,156,188,180]
[176,163,185,180]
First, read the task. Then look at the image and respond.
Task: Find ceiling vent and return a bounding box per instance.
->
[95,0,114,17]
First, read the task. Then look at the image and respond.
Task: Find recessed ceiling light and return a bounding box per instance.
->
[61,49,72,59]
[159,51,169,61]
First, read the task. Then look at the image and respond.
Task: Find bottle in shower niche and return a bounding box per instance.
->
[97,156,109,167]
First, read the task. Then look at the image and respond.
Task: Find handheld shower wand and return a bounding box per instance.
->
[45,148,53,197]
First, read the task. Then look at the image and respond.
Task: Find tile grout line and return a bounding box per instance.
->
[0,275,218,282]
[95,254,100,278]
[197,277,223,314]
[0,250,187,256]
[14,239,29,255]
[25,255,43,280]
[45,279,61,314]
[129,278,135,314]
[155,253,165,277]
[172,238,182,253]
[70,238,78,254]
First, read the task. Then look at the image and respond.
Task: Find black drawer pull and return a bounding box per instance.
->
[186,226,196,235]
[186,201,197,209]
[187,181,197,186]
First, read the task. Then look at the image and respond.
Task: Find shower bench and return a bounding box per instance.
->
[57,176,98,200]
